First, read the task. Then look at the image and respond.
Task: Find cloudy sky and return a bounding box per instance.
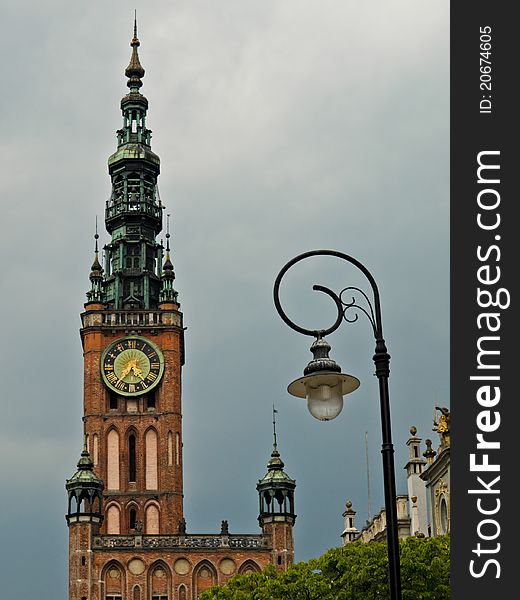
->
[0,0,449,596]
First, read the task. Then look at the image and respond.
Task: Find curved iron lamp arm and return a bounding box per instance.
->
[273,249,401,600]
[273,249,383,339]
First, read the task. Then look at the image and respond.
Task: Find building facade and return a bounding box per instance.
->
[65,23,296,600]
[420,408,451,537]
[341,409,450,544]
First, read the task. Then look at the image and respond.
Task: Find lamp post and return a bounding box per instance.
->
[273,249,402,600]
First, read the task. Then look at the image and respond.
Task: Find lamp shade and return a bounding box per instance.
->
[288,371,360,421]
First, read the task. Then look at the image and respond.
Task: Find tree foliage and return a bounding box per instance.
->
[199,535,450,600]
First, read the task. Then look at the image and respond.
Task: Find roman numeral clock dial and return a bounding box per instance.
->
[101,337,165,396]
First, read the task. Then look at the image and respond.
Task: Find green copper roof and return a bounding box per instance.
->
[108,142,160,166]
[258,446,295,487]
[66,445,103,490]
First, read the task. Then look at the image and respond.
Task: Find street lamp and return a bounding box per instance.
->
[273,249,402,600]
[287,336,360,421]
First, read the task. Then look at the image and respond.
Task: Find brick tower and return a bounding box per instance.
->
[65,20,296,600]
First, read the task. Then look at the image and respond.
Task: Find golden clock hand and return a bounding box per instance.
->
[131,366,145,380]
[118,363,133,381]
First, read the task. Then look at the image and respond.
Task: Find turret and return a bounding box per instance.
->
[159,215,178,305]
[66,439,104,525]
[404,426,428,536]
[86,228,104,306]
[341,499,359,545]
[257,409,296,570]
[66,440,104,600]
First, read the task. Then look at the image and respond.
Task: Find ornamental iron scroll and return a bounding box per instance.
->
[273,250,384,342]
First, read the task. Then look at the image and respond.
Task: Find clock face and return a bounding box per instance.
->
[101,337,164,396]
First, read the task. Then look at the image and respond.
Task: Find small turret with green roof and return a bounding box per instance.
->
[65,438,104,525]
[257,408,296,527]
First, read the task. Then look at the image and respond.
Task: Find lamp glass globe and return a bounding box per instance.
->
[305,380,344,421]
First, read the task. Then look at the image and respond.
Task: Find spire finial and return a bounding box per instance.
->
[94,216,99,254]
[76,436,94,471]
[266,406,283,470]
[90,217,103,275]
[166,213,171,253]
[161,213,175,280]
[272,404,278,450]
[125,12,145,89]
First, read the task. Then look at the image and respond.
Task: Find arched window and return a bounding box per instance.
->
[145,504,160,534]
[129,433,137,482]
[439,496,449,534]
[103,561,124,600]
[149,562,171,600]
[129,507,137,530]
[193,561,217,599]
[167,431,173,466]
[93,433,99,467]
[176,432,181,466]
[145,429,158,489]
[107,430,120,490]
[106,505,121,535]
[238,560,260,575]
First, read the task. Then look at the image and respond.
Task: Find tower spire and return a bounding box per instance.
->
[166,213,171,253]
[87,219,104,304]
[101,19,166,310]
[125,12,145,90]
[160,213,178,304]
[91,217,102,271]
[272,404,278,451]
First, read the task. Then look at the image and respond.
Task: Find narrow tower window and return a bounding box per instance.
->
[106,505,121,534]
[129,508,137,530]
[167,431,173,466]
[107,430,120,490]
[145,429,158,489]
[175,432,180,466]
[129,434,137,482]
[93,433,99,467]
[145,504,160,534]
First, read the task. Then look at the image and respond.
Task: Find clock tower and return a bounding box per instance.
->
[79,16,185,540]
[66,20,295,600]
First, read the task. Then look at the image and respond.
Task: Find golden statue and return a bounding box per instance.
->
[433,406,450,448]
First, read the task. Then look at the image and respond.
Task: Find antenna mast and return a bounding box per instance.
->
[365,431,372,521]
